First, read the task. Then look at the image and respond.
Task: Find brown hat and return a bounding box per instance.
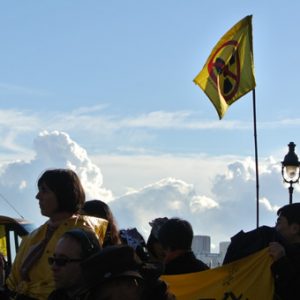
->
[81,245,142,285]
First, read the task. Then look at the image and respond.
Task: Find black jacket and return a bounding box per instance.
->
[48,288,90,300]
[271,243,300,300]
[164,251,209,275]
[223,226,285,264]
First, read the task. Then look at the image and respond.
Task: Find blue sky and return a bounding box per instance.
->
[1,1,300,251]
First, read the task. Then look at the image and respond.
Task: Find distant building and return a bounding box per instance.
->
[192,235,210,254]
[192,235,230,268]
[197,252,222,268]
[219,241,230,263]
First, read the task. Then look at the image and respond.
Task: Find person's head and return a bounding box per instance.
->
[81,200,121,246]
[275,203,300,243]
[81,245,175,300]
[146,234,165,262]
[81,199,111,219]
[146,218,169,261]
[49,228,101,291]
[81,245,161,300]
[158,218,193,251]
[36,169,85,217]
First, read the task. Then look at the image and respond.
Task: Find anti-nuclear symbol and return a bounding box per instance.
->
[207,40,241,102]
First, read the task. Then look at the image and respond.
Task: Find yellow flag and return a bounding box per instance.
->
[0,225,7,257]
[194,15,256,119]
[162,248,274,300]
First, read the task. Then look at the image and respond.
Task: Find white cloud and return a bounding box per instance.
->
[0,130,295,253]
[1,107,300,168]
[2,107,300,145]
[93,152,294,250]
[19,180,27,190]
[260,197,280,213]
[33,131,114,202]
[121,111,191,129]
[48,108,300,132]
[0,110,40,155]
[107,155,291,251]
[90,153,234,197]
[0,110,39,129]
[190,195,219,213]
[0,131,113,225]
[110,177,209,235]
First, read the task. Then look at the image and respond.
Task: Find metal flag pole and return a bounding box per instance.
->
[252,88,259,228]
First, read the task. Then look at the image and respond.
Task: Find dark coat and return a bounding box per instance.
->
[271,243,300,300]
[223,226,285,264]
[163,251,209,275]
[48,279,145,300]
[222,225,300,300]
[48,288,90,300]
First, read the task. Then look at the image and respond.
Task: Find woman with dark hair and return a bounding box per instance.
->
[3,169,107,300]
[37,169,85,214]
[81,199,122,247]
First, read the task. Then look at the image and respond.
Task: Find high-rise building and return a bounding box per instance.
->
[192,236,230,268]
[192,235,211,254]
[219,241,230,263]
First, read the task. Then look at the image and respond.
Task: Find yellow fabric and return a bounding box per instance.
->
[162,248,274,300]
[6,215,107,300]
[0,225,7,257]
[194,15,256,119]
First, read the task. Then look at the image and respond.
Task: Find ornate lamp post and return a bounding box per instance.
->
[281,142,300,204]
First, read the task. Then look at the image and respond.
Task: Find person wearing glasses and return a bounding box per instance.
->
[1,169,107,300]
[49,228,176,300]
[48,228,101,300]
[49,229,145,300]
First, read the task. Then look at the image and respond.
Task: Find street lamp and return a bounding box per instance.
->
[281,142,300,204]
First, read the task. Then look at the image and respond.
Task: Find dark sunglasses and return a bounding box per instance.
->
[48,256,82,267]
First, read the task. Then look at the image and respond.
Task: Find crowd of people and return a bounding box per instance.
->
[0,167,299,300]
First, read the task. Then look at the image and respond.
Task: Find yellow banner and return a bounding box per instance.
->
[194,15,256,119]
[0,225,7,257]
[162,248,274,300]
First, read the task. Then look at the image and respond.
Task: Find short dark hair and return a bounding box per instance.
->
[158,218,193,251]
[37,169,85,214]
[63,228,102,259]
[277,203,300,225]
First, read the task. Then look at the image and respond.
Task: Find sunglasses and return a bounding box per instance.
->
[48,256,82,267]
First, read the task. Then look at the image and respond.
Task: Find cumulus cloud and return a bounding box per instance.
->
[0,131,293,252]
[110,177,214,235]
[0,131,113,225]
[108,155,289,250]
[190,195,219,213]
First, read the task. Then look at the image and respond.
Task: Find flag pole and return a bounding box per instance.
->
[252,88,259,228]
